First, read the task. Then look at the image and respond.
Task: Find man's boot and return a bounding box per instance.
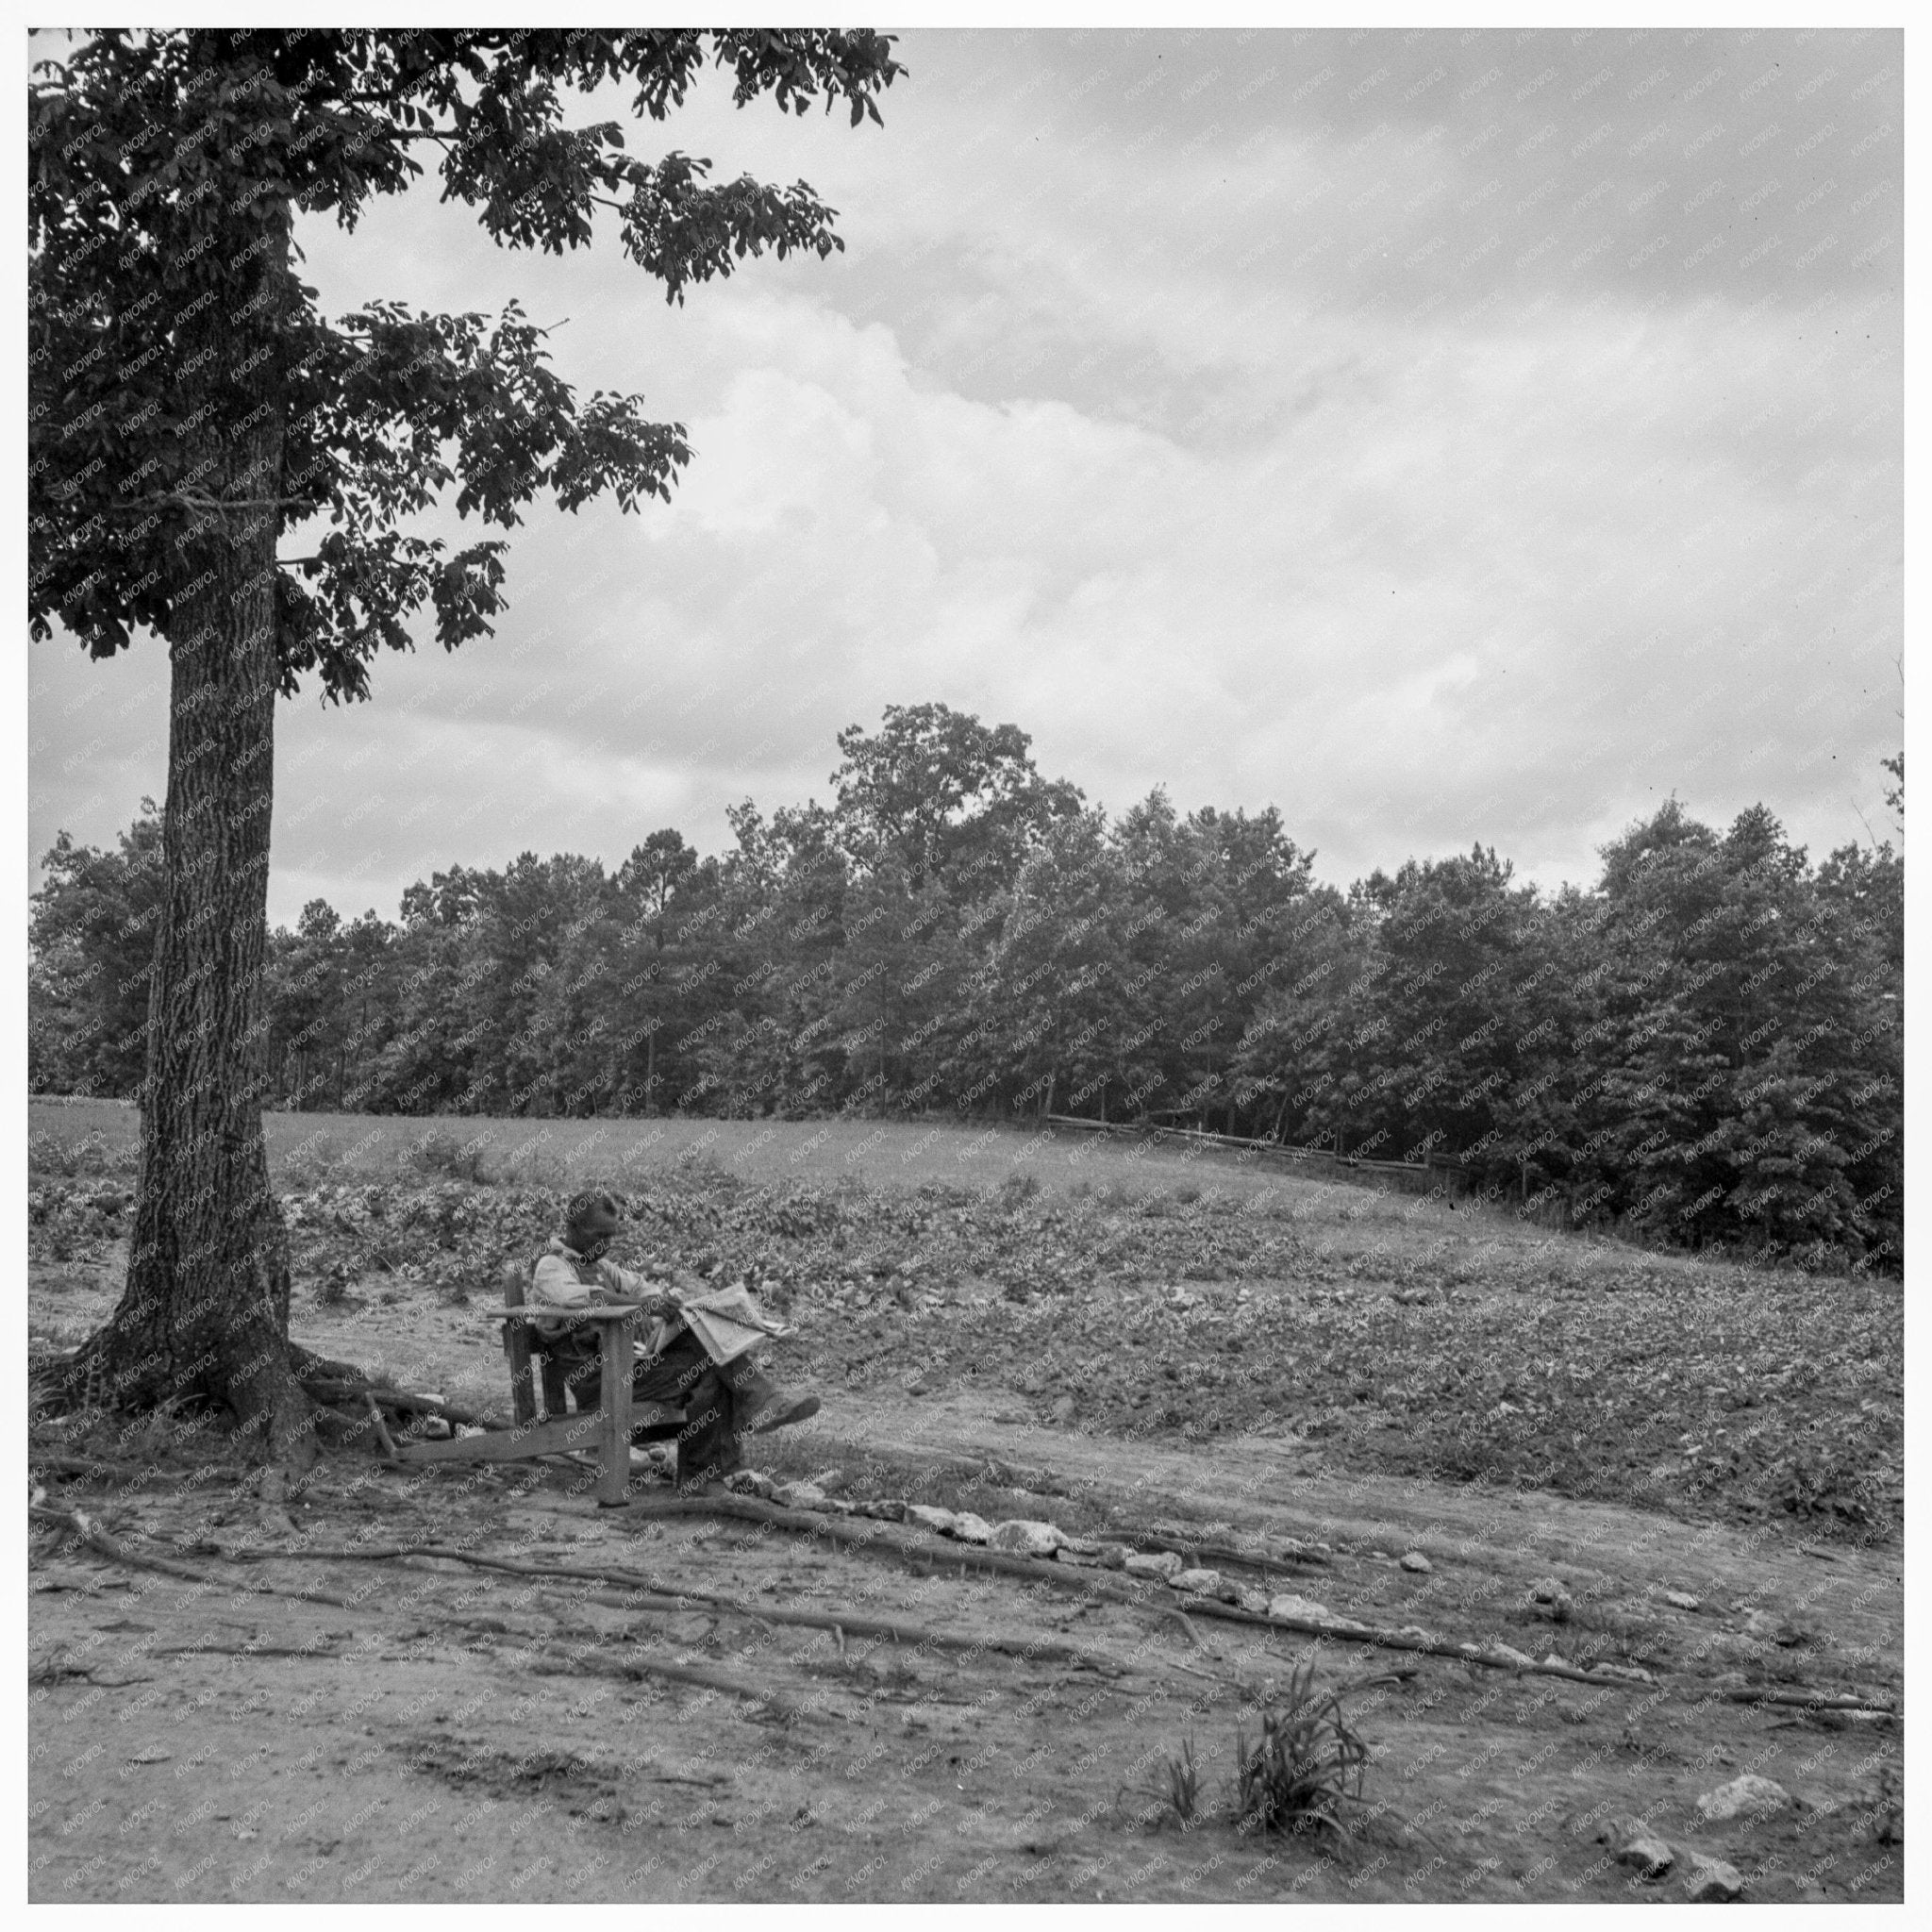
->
[727,1361,821,1436]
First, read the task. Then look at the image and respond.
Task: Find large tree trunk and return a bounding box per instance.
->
[63,192,314,1465]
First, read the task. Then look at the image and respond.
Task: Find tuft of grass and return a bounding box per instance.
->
[1230,1663,1370,1843]
[1118,1735,1203,1832]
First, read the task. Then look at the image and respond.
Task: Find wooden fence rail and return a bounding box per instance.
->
[1041,1115,1471,1198]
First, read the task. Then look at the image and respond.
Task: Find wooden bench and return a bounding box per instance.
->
[390,1258,690,1507]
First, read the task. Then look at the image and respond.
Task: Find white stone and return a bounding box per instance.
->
[904,1504,957,1535]
[1399,1551,1432,1574]
[1124,1551,1184,1581]
[1591,1662,1657,1685]
[1237,1588,1272,1616]
[947,1511,993,1544]
[1681,1854,1744,1902]
[1485,1642,1536,1669]
[774,1481,827,1512]
[1173,1568,1223,1595]
[724,1469,774,1499]
[1695,1774,1790,1824]
[1265,1593,1334,1623]
[1663,1590,1701,1611]
[990,1519,1066,1558]
[1617,1836,1675,1878]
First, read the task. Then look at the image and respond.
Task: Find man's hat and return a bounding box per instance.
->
[566,1190,622,1246]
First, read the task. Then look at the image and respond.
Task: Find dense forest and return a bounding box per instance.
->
[30,704,1904,1273]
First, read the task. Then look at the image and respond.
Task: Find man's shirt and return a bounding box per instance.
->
[527,1235,657,1341]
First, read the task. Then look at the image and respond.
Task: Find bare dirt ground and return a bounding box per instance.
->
[29,1241,1904,1904]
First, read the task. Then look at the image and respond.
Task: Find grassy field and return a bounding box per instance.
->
[30,1096,1333,1202]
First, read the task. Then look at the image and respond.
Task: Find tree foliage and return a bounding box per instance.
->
[30,27,904,698]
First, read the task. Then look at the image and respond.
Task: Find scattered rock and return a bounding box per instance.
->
[1174,1568,1224,1596]
[1399,1551,1432,1574]
[1695,1774,1790,1824]
[990,1519,1066,1558]
[947,1512,993,1544]
[1591,1663,1657,1685]
[1397,1627,1437,1646]
[1124,1551,1184,1582]
[1681,1854,1744,1903]
[774,1481,828,1512]
[1265,1593,1334,1624]
[1484,1642,1536,1669]
[1093,1543,1132,1571]
[905,1505,958,1536]
[418,1415,453,1441]
[1055,1546,1101,1567]
[723,1470,775,1500]
[1663,1590,1702,1611]
[1237,1587,1272,1616]
[1051,1395,1077,1426]
[1616,1836,1675,1878]
[1529,1577,1574,1621]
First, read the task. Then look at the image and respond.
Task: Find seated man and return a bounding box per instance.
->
[529,1189,819,1492]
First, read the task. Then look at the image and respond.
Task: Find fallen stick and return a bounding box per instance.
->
[637,1497,1672,1690]
[28,1453,146,1481]
[562,1585,1106,1671]
[1721,1688,1901,1715]
[29,1503,211,1584]
[30,1504,355,1608]
[364,1395,400,1461]
[217,1538,1117,1674]
[298,1379,498,1431]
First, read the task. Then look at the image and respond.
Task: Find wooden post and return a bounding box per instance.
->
[594,1310,634,1508]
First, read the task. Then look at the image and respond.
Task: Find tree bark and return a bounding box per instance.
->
[63,188,314,1466]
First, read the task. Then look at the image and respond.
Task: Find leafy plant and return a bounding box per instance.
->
[1230,1664,1370,1843]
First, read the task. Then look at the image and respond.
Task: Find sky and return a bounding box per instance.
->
[26,26,1905,927]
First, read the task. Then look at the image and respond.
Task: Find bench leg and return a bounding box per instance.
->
[597,1336,633,1508]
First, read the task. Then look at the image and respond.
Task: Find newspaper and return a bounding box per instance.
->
[643,1281,794,1368]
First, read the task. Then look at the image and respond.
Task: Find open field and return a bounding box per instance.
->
[31,1096,1365,1204]
[29,1108,1905,1902]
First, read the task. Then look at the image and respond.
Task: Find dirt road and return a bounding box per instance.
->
[30,1351,1903,1904]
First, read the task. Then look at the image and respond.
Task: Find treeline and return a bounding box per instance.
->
[30,704,1904,1271]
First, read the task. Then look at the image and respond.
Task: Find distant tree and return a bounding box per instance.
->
[830,702,1084,894]
[28,805,166,1096]
[30,28,902,1453]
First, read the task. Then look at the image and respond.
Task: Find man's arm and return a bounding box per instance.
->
[592,1257,678,1319]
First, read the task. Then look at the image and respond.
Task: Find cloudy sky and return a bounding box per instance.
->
[28,26,1904,926]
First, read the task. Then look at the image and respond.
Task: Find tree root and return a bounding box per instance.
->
[212,1538,1115,1673]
